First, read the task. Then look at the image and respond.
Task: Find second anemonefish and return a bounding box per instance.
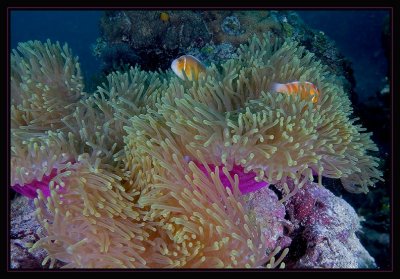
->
[271,81,320,103]
[171,55,206,81]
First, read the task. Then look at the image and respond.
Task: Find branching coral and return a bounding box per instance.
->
[11,33,383,268]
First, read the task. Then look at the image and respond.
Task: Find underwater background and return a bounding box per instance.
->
[10,10,391,269]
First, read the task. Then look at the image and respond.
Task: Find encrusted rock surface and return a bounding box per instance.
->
[10,194,62,269]
[284,182,377,268]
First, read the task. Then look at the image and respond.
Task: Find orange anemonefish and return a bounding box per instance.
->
[271,81,320,103]
[171,55,206,81]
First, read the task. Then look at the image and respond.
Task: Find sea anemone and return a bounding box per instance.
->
[11,32,383,268]
[11,40,83,188]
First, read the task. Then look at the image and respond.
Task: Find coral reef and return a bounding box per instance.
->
[96,42,141,73]
[203,11,281,47]
[220,16,245,36]
[95,10,354,86]
[10,32,383,268]
[186,42,238,68]
[98,10,211,72]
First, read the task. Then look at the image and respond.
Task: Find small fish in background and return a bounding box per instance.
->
[271,81,320,103]
[160,12,170,23]
[171,55,206,81]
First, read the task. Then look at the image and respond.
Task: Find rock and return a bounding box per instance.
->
[284,182,377,268]
[244,186,290,253]
[10,195,58,269]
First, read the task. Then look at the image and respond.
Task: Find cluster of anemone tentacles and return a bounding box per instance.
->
[10,33,383,268]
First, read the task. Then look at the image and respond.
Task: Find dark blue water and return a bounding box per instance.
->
[10,10,103,88]
[297,10,389,101]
